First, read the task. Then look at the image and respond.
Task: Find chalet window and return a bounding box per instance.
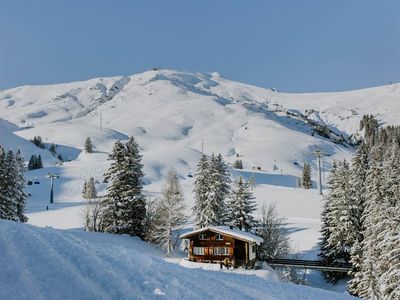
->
[193,247,204,255]
[215,234,223,241]
[199,234,207,240]
[214,247,229,255]
[252,245,256,253]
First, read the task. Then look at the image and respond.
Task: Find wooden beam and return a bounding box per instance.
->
[245,242,248,265]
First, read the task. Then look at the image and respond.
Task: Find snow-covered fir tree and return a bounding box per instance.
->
[347,144,369,295]
[192,153,231,228]
[85,137,93,153]
[227,176,257,231]
[82,177,97,199]
[13,150,28,222]
[151,169,187,256]
[28,154,43,170]
[0,146,27,222]
[319,161,350,283]
[300,162,312,189]
[192,154,212,228]
[207,153,230,224]
[49,143,57,155]
[100,137,146,237]
[357,147,384,299]
[320,117,400,299]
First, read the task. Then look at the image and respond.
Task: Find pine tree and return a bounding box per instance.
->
[0,147,14,220]
[85,137,93,153]
[325,161,355,282]
[357,147,384,298]
[227,176,257,231]
[49,143,57,155]
[28,155,36,170]
[374,143,400,299]
[101,137,146,237]
[0,147,27,222]
[152,169,187,256]
[300,162,312,189]
[82,177,97,199]
[192,154,211,228]
[14,150,27,222]
[208,153,230,225]
[319,161,343,283]
[347,143,370,294]
[192,154,231,228]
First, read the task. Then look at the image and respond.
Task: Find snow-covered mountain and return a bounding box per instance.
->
[1,69,399,194]
[1,69,398,297]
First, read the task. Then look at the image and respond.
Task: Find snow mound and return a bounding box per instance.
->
[0,220,356,300]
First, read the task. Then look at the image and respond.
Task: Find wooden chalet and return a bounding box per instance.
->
[179,226,263,268]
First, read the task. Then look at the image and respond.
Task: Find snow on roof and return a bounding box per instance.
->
[179,226,263,245]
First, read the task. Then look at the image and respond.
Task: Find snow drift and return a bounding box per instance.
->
[0,220,356,300]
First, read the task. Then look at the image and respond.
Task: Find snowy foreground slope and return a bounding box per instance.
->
[0,220,356,300]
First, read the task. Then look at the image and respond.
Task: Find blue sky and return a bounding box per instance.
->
[1,0,399,92]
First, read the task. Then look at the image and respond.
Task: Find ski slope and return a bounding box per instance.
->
[0,220,356,300]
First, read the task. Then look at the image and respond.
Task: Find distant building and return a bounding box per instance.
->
[179,226,263,268]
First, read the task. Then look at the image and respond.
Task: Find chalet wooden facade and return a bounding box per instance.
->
[179,226,263,268]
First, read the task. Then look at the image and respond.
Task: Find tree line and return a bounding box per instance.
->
[319,115,400,299]
[0,146,27,222]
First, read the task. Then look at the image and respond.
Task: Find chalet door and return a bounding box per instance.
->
[234,240,246,262]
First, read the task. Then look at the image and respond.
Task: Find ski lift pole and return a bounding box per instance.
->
[312,147,330,196]
[46,173,59,204]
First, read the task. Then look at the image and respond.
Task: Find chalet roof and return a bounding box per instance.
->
[179,226,263,245]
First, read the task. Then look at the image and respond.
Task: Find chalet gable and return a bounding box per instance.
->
[179,226,263,245]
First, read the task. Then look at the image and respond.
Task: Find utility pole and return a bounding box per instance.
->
[46,173,60,204]
[312,147,330,195]
[201,136,204,154]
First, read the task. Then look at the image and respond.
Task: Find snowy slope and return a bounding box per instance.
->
[0,220,356,300]
[1,68,397,251]
[0,69,397,295]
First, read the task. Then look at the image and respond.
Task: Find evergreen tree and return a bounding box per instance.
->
[192,154,231,228]
[82,177,97,199]
[37,155,43,169]
[85,137,93,153]
[208,153,230,225]
[28,155,36,170]
[0,147,15,220]
[227,176,257,231]
[49,143,57,155]
[233,159,243,169]
[101,137,146,237]
[325,161,355,281]
[356,147,384,298]
[31,136,45,148]
[152,169,187,256]
[300,162,312,189]
[319,161,343,283]
[192,154,211,228]
[347,143,369,295]
[0,147,27,222]
[14,150,27,222]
